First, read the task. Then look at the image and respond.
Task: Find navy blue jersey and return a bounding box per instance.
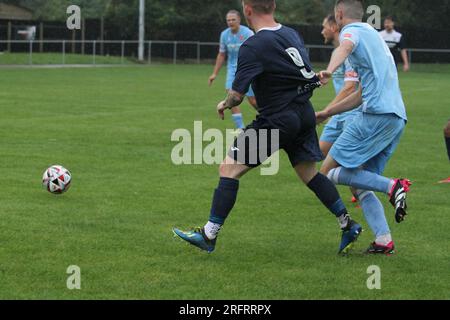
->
[232,25,321,116]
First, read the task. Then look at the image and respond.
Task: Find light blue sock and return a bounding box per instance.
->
[231,113,244,129]
[328,167,393,194]
[356,190,390,237]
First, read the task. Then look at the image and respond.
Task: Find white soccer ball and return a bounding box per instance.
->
[42,165,72,194]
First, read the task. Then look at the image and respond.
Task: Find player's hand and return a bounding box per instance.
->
[217,100,227,120]
[315,111,330,124]
[403,64,410,72]
[209,74,217,86]
[318,71,332,86]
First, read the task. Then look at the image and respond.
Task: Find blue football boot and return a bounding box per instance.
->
[173,227,216,253]
[339,220,363,254]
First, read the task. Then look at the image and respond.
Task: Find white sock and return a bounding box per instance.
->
[376,234,393,246]
[388,179,396,194]
[204,221,222,240]
[338,214,351,230]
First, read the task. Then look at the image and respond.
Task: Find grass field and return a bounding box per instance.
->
[0,63,449,300]
[0,52,133,65]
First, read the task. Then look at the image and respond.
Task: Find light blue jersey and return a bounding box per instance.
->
[340,23,407,121]
[220,26,254,91]
[332,58,357,94]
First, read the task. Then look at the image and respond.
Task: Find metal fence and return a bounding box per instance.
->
[0,40,449,66]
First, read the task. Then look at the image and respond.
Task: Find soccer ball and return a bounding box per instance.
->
[42,165,72,194]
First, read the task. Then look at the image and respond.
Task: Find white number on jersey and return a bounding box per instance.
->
[285,47,316,79]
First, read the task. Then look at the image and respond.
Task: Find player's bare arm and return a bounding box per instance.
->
[401,49,410,72]
[316,86,362,123]
[209,52,227,86]
[329,81,359,107]
[217,90,244,120]
[319,40,354,85]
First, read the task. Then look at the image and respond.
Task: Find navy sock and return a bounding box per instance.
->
[209,177,240,225]
[307,173,348,217]
[446,137,450,161]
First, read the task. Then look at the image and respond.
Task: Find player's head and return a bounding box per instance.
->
[321,14,339,45]
[334,0,364,29]
[384,16,395,32]
[226,10,242,32]
[242,0,276,29]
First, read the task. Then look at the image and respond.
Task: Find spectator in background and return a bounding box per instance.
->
[379,16,410,72]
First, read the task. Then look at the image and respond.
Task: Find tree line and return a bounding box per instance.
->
[3,0,449,27]
[2,0,450,39]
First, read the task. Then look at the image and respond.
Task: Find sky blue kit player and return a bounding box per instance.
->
[209,10,257,130]
[220,26,255,93]
[318,0,412,254]
[331,22,407,173]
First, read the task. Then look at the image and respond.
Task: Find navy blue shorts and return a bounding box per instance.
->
[229,101,324,168]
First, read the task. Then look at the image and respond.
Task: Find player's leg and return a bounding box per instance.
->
[320,154,393,254]
[293,161,362,254]
[174,118,273,253]
[319,117,342,158]
[327,113,411,223]
[320,120,358,204]
[319,141,333,159]
[230,106,245,130]
[440,120,450,183]
[285,104,362,254]
[328,161,411,224]
[173,156,252,253]
[353,189,394,254]
[296,161,350,226]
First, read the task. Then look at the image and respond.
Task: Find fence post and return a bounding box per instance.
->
[197,42,201,64]
[121,41,125,64]
[29,40,33,65]
[81,18,85,55]
[39,22,44,53]
[7,21,12,52]
[72,29,76,54]
[173,41,177,65]
[93,40,96,65]
[148,41,152,64]
[62,40,66,65]
[100,17,105,56]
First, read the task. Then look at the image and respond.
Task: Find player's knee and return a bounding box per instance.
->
[219,162,238,179]
[319,166,329,176]
[219,163,229,177]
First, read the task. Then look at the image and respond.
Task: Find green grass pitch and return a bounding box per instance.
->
[0,63,449,299]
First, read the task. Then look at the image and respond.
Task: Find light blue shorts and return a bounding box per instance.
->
[330,112,406,175]
[226,72,255,97]
[320,117,348,144]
